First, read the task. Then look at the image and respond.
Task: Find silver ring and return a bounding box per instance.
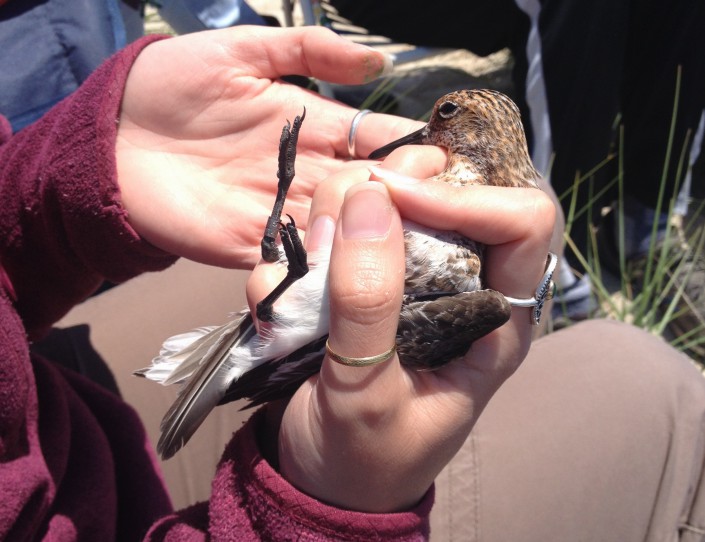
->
[347,109,372,158]
[504,252,558,325]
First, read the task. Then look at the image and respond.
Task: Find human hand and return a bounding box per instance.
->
[116,26,417,268]
[248,147,556,512]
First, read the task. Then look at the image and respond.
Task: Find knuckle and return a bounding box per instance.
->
[331,255,400,326]
[521,189,557,240]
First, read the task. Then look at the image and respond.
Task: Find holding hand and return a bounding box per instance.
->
[116,26,415,268]
[249,147,556,512]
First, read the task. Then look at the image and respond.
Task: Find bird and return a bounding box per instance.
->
[136,89,542,460]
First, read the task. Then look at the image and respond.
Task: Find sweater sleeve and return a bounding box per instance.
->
[145,409,434,541]
[0,35,177,339]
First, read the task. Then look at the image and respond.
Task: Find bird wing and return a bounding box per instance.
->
[155,312,257,459]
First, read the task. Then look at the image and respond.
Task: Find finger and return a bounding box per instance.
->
[373,144,448,178]
[317,181,406,409]
[371,166,556,376]
[230,26,392,84]
[369,167,556,300]
[278,182,414,513]
[313,109,439,162]
[346,113,426,160]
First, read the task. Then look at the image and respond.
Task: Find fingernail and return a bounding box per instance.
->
[342,183,392,239]
[379,52,394,77]
[306,215,336,252]
[368,165,420,185]
[362,50,394,82]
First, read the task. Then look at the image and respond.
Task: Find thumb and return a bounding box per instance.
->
[278,182,409,511]
[319,181,405,408]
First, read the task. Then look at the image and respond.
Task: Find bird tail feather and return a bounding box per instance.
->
[142,312,257,459]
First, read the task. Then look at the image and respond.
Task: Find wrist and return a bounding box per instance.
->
[220,409,433,539]
[276,404,432,513]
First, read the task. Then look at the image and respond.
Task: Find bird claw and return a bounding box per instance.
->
[256,216,309,322]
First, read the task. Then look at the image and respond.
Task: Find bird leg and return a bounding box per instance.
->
[261,108,307,262]
[256,216,309,322]
[256,109,310,323]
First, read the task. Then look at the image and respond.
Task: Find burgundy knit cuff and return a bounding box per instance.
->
[210,409,433,541]
[48,34,177,282]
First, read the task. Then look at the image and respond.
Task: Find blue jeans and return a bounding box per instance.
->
[0,0,127,132]
[0,0,264,133]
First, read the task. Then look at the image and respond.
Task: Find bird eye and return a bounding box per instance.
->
[438,101,460,119]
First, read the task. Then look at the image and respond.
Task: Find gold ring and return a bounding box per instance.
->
[326,339,396,367]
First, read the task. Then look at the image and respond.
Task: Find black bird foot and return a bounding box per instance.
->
[256,109,309,322]
[256,217,310,323]
[261,108,306,262]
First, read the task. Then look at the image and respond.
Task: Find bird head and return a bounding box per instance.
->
[369,89,539,188]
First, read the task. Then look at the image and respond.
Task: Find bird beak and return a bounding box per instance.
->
[368,125,429,159]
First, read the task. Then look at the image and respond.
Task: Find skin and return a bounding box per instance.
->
[117,25,407,268]
[249,149,556,512]
[115,26,557,515]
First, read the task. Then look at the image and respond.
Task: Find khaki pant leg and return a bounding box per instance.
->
[432,319,705,542]
[59,259,250,510]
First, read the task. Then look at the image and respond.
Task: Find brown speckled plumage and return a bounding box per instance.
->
[371,89,540,189]
[369,90,540,368]
[431,90,540,188]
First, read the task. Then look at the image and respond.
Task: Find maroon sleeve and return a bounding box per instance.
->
[0,35,434,541]
[0,34,176,339]
[0,36,176,541]
[146,409,434,541]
